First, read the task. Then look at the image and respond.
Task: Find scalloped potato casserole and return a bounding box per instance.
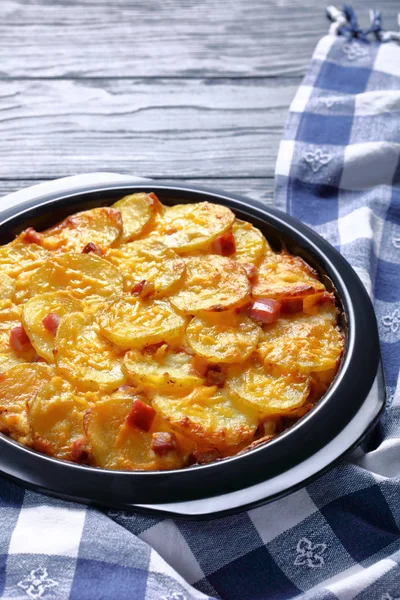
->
[0,194,344,470]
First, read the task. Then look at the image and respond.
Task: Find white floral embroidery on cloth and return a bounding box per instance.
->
[294,537,327,568]
[382,309,400,334]
[393,236,400,249]
[17,568,59,599]
[304,149,332,173]
[321,98,336,109]
[343,42,368,61]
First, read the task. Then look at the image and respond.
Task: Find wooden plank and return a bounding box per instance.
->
[1,0,398,78]
[0,178,275,207]
[0,78,297,179]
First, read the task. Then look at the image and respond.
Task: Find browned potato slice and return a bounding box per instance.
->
[105,239,185,296]
[98,297,187,350]
[186,311,261,363]
[41,207,122,252]
[0,300,37,370]
[112,193,160,243]
[257,304,343,375]
[0,363,53,444]
[252,252,325,302]
[84,391,188,470]
[226,361,310,415]
[153,386,258,449]
[0,241,51,304]
[123,345,203,392]
[170,256,250,314]
[29,376,94,460]
[232,220,270,266]
[27,253,124,300]
[22,292,83,362]
[55,312,125,392]
[154,202,235,252]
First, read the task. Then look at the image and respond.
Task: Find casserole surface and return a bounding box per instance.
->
[0,178,384,514]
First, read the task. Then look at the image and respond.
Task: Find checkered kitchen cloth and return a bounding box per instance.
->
[2,6,400,600]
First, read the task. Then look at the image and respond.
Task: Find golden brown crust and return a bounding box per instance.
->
[170,256,250,314]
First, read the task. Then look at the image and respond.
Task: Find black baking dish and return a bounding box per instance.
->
[0,181,385,518]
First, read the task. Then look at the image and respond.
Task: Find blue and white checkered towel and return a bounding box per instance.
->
[1,7,400,600]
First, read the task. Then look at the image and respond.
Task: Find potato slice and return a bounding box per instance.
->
[22,292,83,362]
[0,240,50,279]
[186,311,261,363]
[232,220,270,266]
[0,363,53,445]
[112,193,160,243]
[155,202,235,252]
[257,305,343,375]
[27,252,124,300]
[41,207,122,252]
[84,391,188,470]
[0,241,51,304]
[226,361,310,415]
[170,256,250,314]
[29,376,94,460]
[105,239,185,296]
[153,386,258,449]
[54,312,125,392]
[0,300,37,370]
[252,252,325,301]
[123,345,203,393]
[98,297,187,350]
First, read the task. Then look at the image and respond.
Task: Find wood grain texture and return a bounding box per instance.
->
[1,0,398,78]
[0,78,297,179]
[0,178,275,206]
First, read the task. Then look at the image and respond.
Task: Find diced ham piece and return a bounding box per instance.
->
[191,357,226,387]
[131,279,154,298]
[243,263,257,281]
[189,449,221,465]
[9,326,32,352]
[151,432,177,455]
[34,355,46,363]
[205,366,226,388]
[21,227,43,245]
[249,299,281,324]
[82,242,103,256]
[42,312,61,335]
[280,297,303,314]
[211,232,236,256]
[71,437,89,463]
[126,399,155,432]
[131,280,146,296]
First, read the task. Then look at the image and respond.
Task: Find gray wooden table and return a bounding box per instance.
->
[0,1,398,206]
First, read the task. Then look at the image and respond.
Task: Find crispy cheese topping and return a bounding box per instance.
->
[0,195,343,471]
